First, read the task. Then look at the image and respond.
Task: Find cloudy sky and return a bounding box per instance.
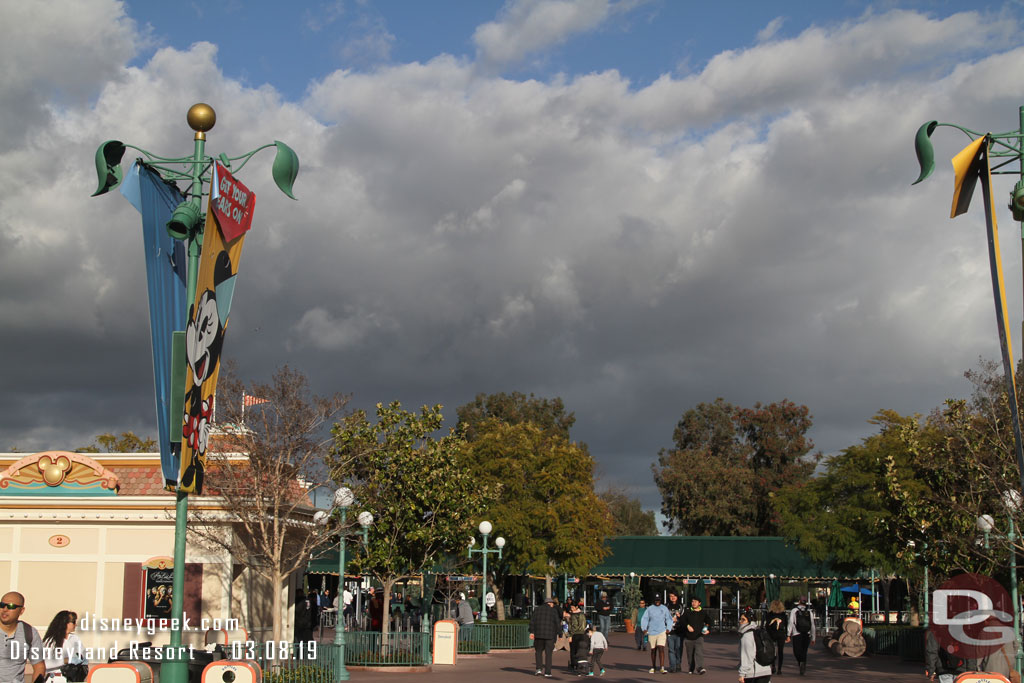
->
[2,0,1023,519]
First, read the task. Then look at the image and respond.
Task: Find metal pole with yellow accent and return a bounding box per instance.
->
[92,103,299,683]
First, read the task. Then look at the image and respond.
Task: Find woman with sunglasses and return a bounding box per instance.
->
[41,611,85,681]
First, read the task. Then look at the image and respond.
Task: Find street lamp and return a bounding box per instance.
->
[977,493,1024,677]
[468,520,505,623]
[316,486,373,682]
[908,540,929,627]
[91,104,298,683]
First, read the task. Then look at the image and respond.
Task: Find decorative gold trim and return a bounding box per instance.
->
[0,451,118,490]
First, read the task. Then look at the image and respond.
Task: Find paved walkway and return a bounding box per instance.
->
[342,631,924,682]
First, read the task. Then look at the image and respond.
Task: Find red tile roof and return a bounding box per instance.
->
[110,465,171,496]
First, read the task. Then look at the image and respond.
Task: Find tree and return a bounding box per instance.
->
[330,401,487,650]
[456,391,575,441]
[653,398,818,535]
[76,431,156,453]
[599,488,659,536]
[460,419,610,607]
[186,366,350,643]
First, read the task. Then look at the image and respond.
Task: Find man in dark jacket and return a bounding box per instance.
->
[680,596,713,674]
[595,591,613,636]
[530,597,562,678]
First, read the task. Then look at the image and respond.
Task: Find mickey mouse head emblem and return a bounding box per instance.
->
[38,455,72,486]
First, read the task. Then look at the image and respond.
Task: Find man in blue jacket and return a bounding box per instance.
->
[641,594,673,674]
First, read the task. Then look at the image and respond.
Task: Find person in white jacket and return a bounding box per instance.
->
[738,612,772,683]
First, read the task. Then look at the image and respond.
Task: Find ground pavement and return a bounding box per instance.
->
[342,630,926,682]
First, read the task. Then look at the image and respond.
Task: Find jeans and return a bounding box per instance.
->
[792,633,810,663]
[667,634,682,671]
[598,614,611,635]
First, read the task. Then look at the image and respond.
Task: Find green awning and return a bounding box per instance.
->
[590,536,844,579]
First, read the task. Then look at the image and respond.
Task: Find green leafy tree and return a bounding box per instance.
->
[330,402,487,648]
[599,488,659,536]
[77,431,156,453]
[456,391,575,441]
[460,419,610,608]
[654,398,818,536]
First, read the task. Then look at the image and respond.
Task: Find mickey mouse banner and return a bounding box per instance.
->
[179,169,254,494]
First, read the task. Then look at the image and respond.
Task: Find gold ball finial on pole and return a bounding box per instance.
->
[186,103,216,140]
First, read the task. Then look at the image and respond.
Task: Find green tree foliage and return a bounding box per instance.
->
[331,402,487,646]
[76,431,156,453]
[456,391,575,441]
[599,488,659,536]
[460,420,610,600]
[653,398,818,536]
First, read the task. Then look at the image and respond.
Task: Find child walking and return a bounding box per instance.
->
[588,625,608,676]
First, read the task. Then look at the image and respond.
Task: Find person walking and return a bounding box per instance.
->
[787,597,816,675]
[634,599,650,651]
[738,611,772,683]
[588,625,608,677]
[530,597,561,678]
[765,600,788,674]
[641,594,672,674]
[681,595,713,674]
[595,591,613,636]
[42,610,85,681]
[666,592,683,672]
[567,600,588,674]
[0,591,45,683]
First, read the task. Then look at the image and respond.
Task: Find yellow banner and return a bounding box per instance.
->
[179,197,248,494]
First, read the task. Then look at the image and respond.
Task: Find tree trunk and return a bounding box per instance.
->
[490,578,506,620]
[545,575,553,601]
[380,577,396,657]
[271,569,284,644]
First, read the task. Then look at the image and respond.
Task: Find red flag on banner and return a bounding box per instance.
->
[243,393,270,407]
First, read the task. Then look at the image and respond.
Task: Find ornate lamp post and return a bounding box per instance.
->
[315,487,373,682]
[91,104,298,683]
[467,520,504,623]
[977,491,1024,676]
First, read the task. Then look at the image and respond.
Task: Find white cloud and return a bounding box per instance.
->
[474,0,612,69]
[2,4,1023,511]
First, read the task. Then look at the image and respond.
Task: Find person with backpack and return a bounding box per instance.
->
[567,601,589,675]
[0,591,45,683]
[786,597,816,675]
[765,600,788,674]
[738,611,773,683]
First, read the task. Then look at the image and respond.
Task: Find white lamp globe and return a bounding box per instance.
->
[357,511,374,528]
[479,521,493,535]
[977,514,995,532]
[495,536,506,548]
[313,510,329,526]
[335,487,355,508]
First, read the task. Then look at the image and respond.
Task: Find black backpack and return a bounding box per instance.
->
[752,628,776,666]
[795,608,812,634]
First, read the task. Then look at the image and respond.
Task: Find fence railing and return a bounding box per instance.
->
[476,622,530,649]
[455,623,492,654]
[862,627,926,661]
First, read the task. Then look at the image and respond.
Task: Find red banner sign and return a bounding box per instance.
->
[212,162,255,242]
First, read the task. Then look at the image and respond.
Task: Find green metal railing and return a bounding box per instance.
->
[476,622,531,649]
[455,624,492,654]
[246,636,428,678]
[862,627,925,661]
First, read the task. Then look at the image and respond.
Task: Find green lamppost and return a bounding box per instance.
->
[91,103,298,683]
[467,521,504,623]
[977,502,1024,677]
[316,487,372,682]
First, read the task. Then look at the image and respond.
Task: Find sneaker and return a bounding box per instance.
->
[588,674,594,677]
[600,670,605,676]
[699,669,707,675]
[661,669,669,674]
[649,668,656,674]
[536,671,543,676]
